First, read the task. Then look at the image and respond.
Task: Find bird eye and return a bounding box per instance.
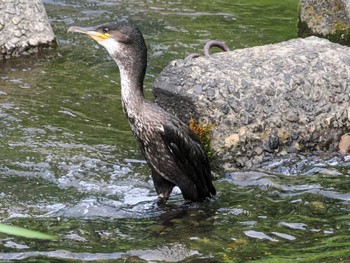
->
[102,27,109,34]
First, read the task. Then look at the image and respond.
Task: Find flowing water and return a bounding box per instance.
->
[1,0,350,262]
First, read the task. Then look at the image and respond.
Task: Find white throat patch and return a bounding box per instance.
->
[99,38,121,56]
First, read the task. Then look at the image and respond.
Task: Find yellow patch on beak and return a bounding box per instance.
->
[87,32,111,42]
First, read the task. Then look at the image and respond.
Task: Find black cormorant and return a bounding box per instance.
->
[68,21,216,205]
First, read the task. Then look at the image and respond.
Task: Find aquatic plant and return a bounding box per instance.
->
[189,117,215,160]
[0,223,55,240]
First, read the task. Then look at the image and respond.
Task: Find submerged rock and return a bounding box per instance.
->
[153,36,350,169]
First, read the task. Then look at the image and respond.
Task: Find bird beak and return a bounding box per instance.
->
[68,26,111,42]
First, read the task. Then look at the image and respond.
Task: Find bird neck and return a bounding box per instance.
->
[110,44,148,116]
[118,63,146,114]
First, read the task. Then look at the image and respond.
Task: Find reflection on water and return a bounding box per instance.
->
[1,0,350,262]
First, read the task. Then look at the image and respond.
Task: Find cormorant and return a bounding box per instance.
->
[68,21,216,205]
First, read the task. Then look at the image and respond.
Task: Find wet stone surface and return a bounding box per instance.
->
[154,36,350,170]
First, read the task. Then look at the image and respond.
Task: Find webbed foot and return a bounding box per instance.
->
[156,195,168,206]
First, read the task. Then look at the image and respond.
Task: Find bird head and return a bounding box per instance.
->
[68,21,147,76]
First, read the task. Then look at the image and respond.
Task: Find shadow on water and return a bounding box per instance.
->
[1,0,350,262]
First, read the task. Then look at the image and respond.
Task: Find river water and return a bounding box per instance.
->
[1,0,350,262]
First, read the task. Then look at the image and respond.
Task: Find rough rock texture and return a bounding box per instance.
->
[0,0,55,58]
[153,36,350,169]
[299,0,350,45]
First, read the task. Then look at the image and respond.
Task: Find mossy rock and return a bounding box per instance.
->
[298,0,350,46]
[298,19,350,46]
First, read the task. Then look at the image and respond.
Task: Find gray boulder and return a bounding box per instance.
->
[153,36,350,169]
[0,0,55,58]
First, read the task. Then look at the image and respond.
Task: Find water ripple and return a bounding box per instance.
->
[0,243,199,262]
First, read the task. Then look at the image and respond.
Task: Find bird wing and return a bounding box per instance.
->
[159,117,215,197]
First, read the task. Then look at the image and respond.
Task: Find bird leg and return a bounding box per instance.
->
[151,169,175,206]
[156,194,169,206]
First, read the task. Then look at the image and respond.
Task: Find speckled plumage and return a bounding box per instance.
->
[69,21,216,205]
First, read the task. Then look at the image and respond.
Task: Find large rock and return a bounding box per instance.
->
[298,0,350,45]
[0,0,55,58]
[153,36,350,169]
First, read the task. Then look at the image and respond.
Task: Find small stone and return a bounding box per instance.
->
[240,112,254,125]
[11,17,22,25]
[292,132,299,140]
[244,99,255,112]
[225,133,240,148]
[268,133,279,150]
[193,85,202,94]
[284,73,291,84]
[206,88,215,100]
[254,146,264,155]
[235,157,248,168]
[241,79,249,88]
[286,112,299,122]
[228,98,240,113]
[28,38,38,46]
[221,104,230,115]
[294,142,301,151]
[339,134,350,154]
[13,30,22,37]
[294,65,305,74]
[264,87,275,96]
